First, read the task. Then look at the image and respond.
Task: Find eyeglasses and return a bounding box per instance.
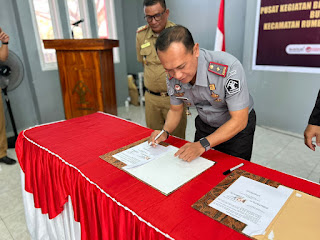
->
[144,10,166,23]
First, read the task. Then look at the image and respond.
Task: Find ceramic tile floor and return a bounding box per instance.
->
[0,105,319,239]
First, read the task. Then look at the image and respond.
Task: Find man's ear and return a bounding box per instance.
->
[164,9,170,20]
[193,43,200,57]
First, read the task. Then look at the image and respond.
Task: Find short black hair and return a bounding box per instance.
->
[155,25,195,54]
[143,0,166,10]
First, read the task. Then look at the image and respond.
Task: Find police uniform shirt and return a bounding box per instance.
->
[167,49,254,128]
[136,21,175,93]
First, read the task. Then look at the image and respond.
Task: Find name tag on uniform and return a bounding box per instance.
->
[141,42,151,49]
[176,96,189,101]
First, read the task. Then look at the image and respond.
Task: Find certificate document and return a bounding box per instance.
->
[209,176,293,236]
[113,142,214,195]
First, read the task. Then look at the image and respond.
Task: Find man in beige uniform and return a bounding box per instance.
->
[136,0,187,139]
[0,28,16,164]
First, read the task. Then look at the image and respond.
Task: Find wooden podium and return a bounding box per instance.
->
[44,39,119,119]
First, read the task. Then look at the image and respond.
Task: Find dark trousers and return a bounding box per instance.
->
[194,109,256,161]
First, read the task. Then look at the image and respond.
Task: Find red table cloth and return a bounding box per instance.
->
[16,112,320,240]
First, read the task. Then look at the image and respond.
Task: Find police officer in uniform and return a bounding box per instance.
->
[304,90,320,151]
[136,0,187,139]
[149,25,256,162]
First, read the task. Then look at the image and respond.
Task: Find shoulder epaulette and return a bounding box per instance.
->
[136,25,148,33]
[208,62,228,78]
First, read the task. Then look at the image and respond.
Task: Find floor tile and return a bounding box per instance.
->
[266,158,311,179]
[0,187,24,219]
[307,161,320,184]
[6,149,18,161]
[266,144,319,179]
[251,153,271,166]
[0,218,13,240]
[283,138,320,165]
[252,129,295,159]
[118,105,146,127]
[269,138,320,177]
[3,209,30,240]
[307,172,320,184]
[12,230,31,240]
[253,126,269,139]
[0,162,22,195]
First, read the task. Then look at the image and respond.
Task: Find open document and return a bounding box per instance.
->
[113,141,171,169]
[209,176,293,236]
[112,142,214,195]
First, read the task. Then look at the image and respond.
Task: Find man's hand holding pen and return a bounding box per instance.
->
[148,129,169,146]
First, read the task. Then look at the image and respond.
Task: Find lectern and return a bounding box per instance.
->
[43,39,119,119]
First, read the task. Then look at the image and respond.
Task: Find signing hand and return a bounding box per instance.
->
[174,142,205,162]
[148,130,168,147]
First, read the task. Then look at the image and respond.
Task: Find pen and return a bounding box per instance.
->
[149,129,164,146]
[223,163,244,175]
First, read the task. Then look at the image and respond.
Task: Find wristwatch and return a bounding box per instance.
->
[199,137,211,151]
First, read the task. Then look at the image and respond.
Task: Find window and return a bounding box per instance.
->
[29,0,119,70]
[95,0,109,38]
[94,0,119,63]
[30,0,62,70]
[66,0,91,39]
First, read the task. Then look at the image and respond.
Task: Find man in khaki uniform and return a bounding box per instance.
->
[136,0,187,139]
[0,27,16,164]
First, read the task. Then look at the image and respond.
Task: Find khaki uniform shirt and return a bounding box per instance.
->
[167,49,254,128]
[136,20,175,93]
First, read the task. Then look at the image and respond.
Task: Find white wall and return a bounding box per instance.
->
[0,0,39,135]
[122,0,247,74]
[243,1,320,135]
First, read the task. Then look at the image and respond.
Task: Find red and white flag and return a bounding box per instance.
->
[214,0,225,51]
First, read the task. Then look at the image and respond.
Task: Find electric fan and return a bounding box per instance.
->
[0,50,24,147]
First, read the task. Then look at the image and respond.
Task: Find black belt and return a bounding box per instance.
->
[146,88,168,97]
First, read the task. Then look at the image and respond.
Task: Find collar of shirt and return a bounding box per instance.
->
[145,20,175,39]
[181,48,208,89]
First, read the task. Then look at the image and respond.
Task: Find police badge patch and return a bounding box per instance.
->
[174,84,181,91]
[225,79,241,94]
